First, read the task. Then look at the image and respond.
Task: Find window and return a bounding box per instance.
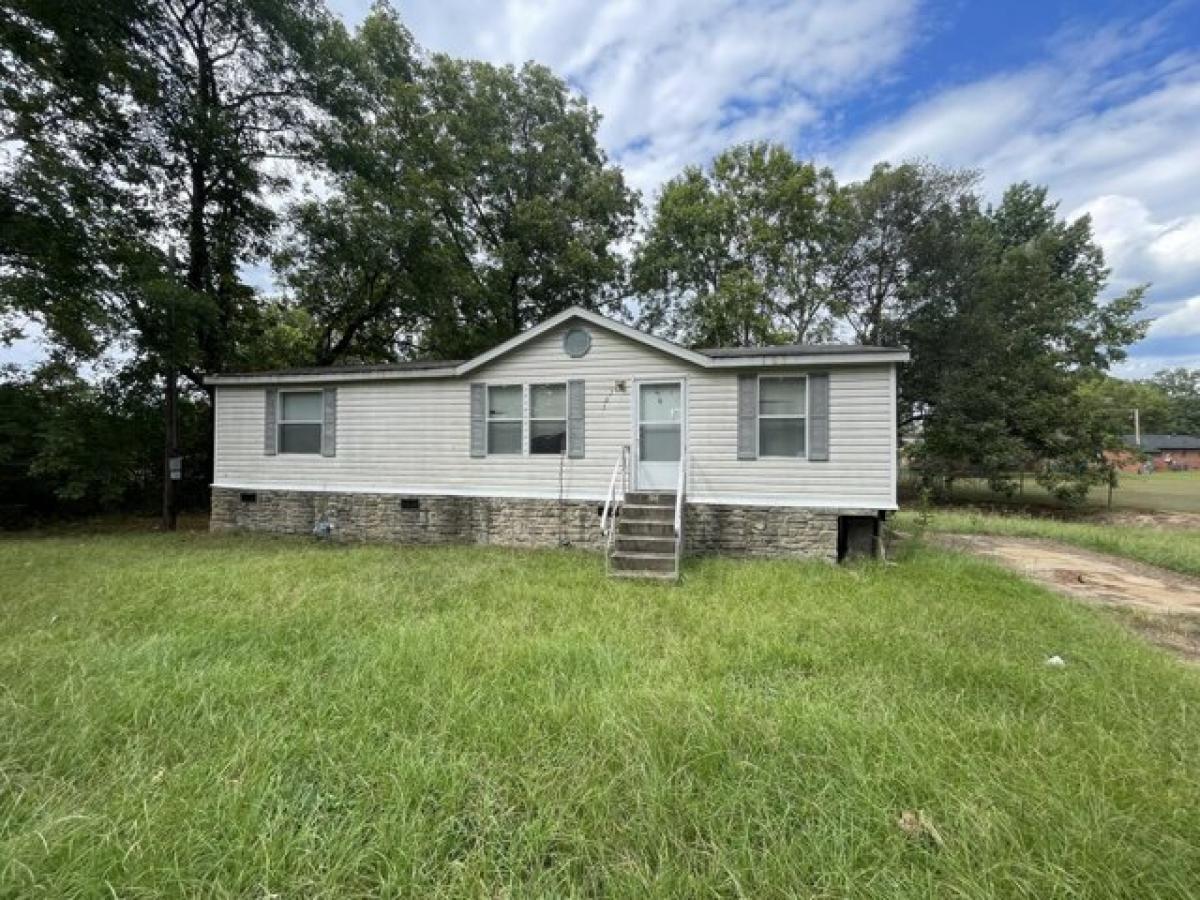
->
[278,390,323,454]
[529,383,567,454]
[487,385,522,454]
[758,376,806,457]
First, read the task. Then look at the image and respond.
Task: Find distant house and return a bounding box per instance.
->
[206,307,908,575]
[1117,434,1200,472]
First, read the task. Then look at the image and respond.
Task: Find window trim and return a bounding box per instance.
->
[277,388,324,456]
[528,381,568,455]
[756,374,808,458]
[485,383,524,456]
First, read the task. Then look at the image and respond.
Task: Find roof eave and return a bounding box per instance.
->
[205,367,459,386]
[205,307,911,384]
[705,350,911,367]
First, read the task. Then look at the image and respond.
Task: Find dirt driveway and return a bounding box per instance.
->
[937,534,1200,660]
[1099,510,1200,531]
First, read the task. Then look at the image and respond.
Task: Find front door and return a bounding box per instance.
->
[635,381,683,490]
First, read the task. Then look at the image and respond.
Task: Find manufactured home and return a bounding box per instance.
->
[207,307,908,576]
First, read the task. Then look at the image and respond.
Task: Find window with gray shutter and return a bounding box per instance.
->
[808,372,830,461]
[758,376,807,457]
[264,387,278,455]
[277,390,324,453]
[737,374,757,459]
[322,388,337,457]
[567,379,585,458]
[469,383,486,458]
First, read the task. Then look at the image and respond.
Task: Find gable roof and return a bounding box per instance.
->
[207,306,909,385]
[215,360,464,378]
[453,306,714,374]
[1123,434,1200,452]
[701,343,907,359]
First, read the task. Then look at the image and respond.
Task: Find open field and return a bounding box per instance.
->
[900,470,1200,514]
[2,533,1199,897]
[896,509,1200,579]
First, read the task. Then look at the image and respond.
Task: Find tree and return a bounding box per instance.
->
[423,56,637,353]
[633,142,840,347]
[276,184,442,365]
[0,361,210,521]
[277,6,639,363]
[1,0,157,357]
[830,161,979,345]
[2,0,340,502]
[1148,368,1200,434]
[1077,375,1171,439]
[904,184,1148,501]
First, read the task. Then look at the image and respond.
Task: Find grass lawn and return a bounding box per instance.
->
[901,470,1200,514]
[897,509,1200,578]
[2,534,1199,898]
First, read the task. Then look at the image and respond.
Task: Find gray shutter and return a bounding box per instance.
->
[469,383,486,458]
[737,374,757,460]
[322,387,337,457]
[567,379,585,459]
[808,372,830,461]
[264,387,278,456]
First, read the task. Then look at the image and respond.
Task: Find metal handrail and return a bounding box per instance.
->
[602,446,629,574]
[673,452,687,573]
[601,444,628,539]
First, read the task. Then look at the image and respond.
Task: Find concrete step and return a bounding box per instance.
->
[615,535,676,554]
[624,491,676,507]
[610,550,677,574]
[618,520,674,538]
[610,568,679,581]
[621,504,674,523]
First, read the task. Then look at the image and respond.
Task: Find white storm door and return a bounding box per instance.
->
[636,381,683,490]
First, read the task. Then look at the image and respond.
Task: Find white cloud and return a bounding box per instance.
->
[1113,351,1200,379]
[1071,195,1200,295]
[833,14,1200,368]
[366,0,920,195]
[1147,216,1200,273]
[1113,294,1200,379]
[1148,295,1200,338]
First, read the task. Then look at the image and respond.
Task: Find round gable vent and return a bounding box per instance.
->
[563,327,592,358]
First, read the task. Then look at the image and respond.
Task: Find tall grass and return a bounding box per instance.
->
[899,509,1200,578]
[2,533,1198,897]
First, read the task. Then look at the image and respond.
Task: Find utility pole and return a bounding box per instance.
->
[1133,408,1141,447]
[163,247,179,532]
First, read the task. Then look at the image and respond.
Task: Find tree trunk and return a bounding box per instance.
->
[189,40,217,494]
[509,270,521,337]
[162,366,178,531]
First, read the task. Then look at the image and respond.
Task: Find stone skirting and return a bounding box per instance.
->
[685,503,839,561]
[210,488,606,550]
[210,488,845,560]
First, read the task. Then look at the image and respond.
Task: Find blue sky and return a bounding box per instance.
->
[5,0,1199,375]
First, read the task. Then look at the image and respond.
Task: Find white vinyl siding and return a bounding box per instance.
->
[214,322,898,509]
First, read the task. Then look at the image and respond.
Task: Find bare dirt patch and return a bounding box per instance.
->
[1098,511,1200,531]
[936,534,1200,661]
